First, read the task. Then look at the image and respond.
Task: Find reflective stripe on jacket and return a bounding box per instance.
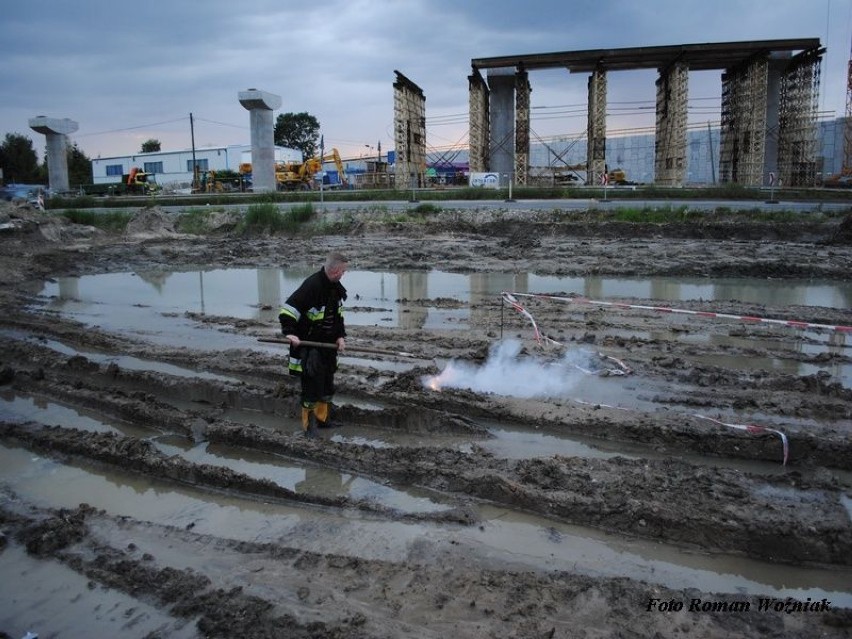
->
[279,267,347,376]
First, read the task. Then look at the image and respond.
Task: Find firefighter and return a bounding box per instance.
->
[279,252,348,437]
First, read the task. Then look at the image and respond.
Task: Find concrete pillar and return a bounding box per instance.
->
[28,116,78,192]
[468,68,490,173]
[764,53,789,185]
[586,68,607,185]
[514,69,531,186]
[654,62,688,186]
[238,89,282,193]
[719,58,768,186]
[487,68,516,178]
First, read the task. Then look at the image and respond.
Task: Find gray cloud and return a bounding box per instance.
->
[1,0,847,161]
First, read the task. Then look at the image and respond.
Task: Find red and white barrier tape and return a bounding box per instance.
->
[693,414,789,466]
[501,292,551,345]
[502,292,631,374]
[501,291,791,465]
[505,291,852,333]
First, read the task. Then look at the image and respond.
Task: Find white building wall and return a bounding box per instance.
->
[91,144,300,188]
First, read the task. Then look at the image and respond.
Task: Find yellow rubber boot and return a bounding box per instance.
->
[314,401,329,427]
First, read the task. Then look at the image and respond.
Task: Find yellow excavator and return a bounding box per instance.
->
[240,148,347,191]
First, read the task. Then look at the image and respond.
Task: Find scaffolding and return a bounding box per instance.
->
[778,48,822,186]
[654,62,688,186]
[468,67,490,173]
[846,40,852,173]
[719,56,768,186]
[586,67,607,185]
[470,39,822,188]
[393,70,427,190]
[514,69,531,186]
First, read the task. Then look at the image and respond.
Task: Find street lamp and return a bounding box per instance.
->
[365,143,380,163]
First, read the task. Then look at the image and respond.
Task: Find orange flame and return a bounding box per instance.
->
[423,366,456,392]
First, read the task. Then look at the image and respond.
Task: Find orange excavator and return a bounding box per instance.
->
[124,167,160,195]
[240,148,348,191]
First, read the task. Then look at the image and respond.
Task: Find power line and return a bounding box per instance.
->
[193,117,248,130]
[74,117,188,138]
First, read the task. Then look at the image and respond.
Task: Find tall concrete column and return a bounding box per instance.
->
[514,69,531,186]
[28,116,78,192]
[719,57,768,186]
[586,68,607,185]
[763,53,788,185]
[468,68,490,173]
[487,68,516,179]
[238,89,282,193]
[654,62,688,186]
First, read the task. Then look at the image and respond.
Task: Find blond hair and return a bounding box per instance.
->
[324,252,349,271]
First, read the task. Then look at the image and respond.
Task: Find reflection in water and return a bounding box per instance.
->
[295,466,356,496]
[136,270,172,294]
[40,267,850,370]
[43,268,852,325]
[399,271,428,329]
[257,267,281,317]
[57,276,79,301]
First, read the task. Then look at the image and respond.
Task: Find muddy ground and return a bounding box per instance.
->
[0,200,851,638]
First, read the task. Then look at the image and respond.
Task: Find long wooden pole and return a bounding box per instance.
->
[257,337,420,359]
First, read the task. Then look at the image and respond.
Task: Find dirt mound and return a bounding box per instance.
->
[0,201,101,245]
[830,213,852,244]
[124,206,178,239]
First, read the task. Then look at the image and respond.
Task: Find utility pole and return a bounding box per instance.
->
[190,112,198,191]
[707,121,716,184]
[844,32,852,174]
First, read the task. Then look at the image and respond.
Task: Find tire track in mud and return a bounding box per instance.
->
[4,505,377,639]
[5,503,851,639]
[3,383,849,567]
[2,331,852,566]
[2,206,852,637]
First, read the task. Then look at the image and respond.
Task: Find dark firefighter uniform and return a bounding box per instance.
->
[278,267,347,434]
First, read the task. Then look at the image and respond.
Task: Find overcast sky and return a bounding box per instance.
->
[1,0,850,162]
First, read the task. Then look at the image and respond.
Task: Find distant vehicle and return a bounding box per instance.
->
[81,167,160,196]
[240,148,348,191]
[1,183,46,202]
[823,174,852,188]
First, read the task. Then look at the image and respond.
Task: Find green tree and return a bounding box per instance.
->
[67,143,93,187]
[274,112,320,159]
[141,138,161,153]
[0,133,40,183]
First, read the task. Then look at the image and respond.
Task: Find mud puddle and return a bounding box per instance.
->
[1,329,241,383]
[0,390,151,438]
[179,394,850,486]
[3,442,850,610]
[152,436,451,514]
[0,540,199,639]
[38,268,852,330]
[692,352,851,387]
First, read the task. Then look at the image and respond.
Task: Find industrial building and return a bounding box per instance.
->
[90,144,300,191]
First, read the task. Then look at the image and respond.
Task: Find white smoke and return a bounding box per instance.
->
[423,339,593,398]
